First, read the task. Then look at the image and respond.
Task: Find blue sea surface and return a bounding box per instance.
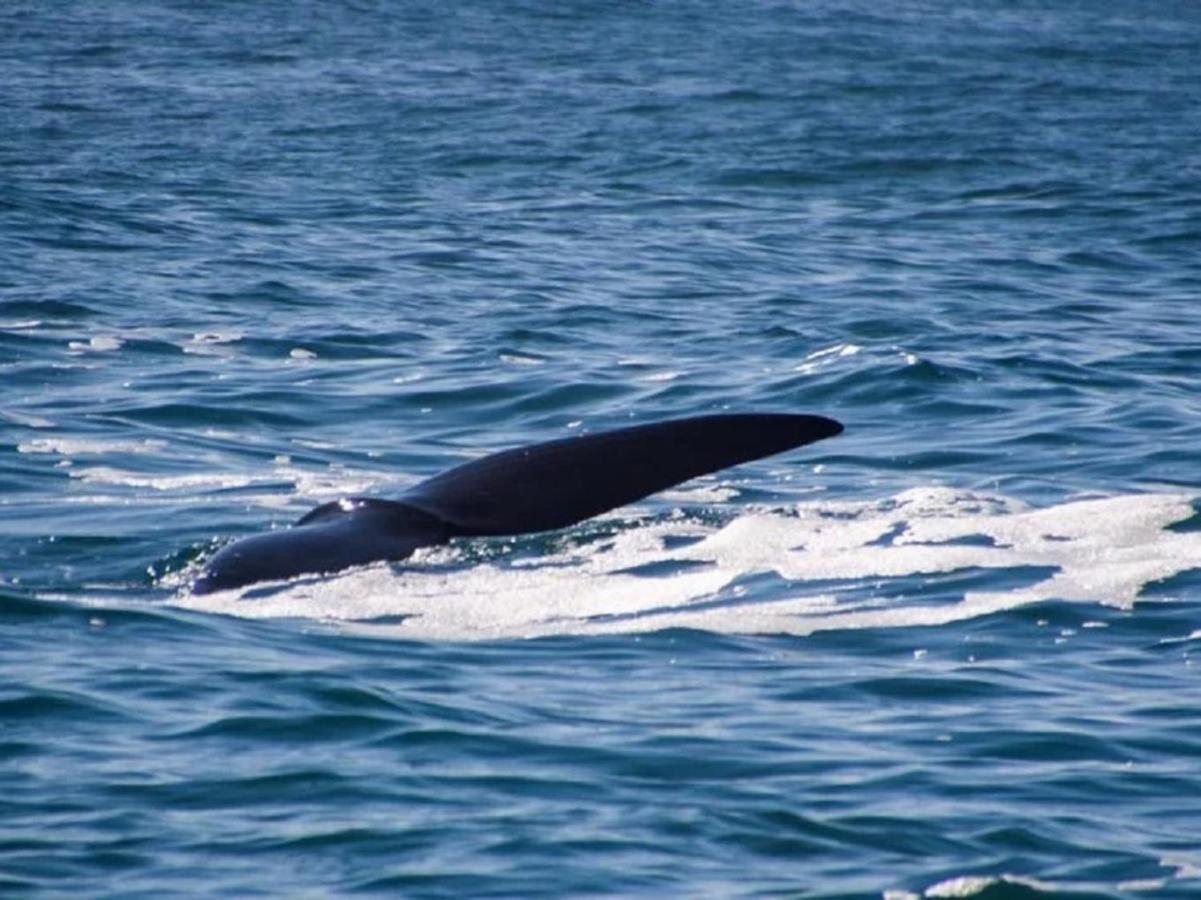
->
[3,1,1201,896]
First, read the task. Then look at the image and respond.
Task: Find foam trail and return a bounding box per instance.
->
[176,489,1201,641]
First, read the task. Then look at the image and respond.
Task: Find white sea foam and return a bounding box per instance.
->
[176,488,1201,642]
[658,483,740,503]
[498,353,544,366]
[67,335,124,353]
[793,341,861,374]
[67,461,390,499]
[922,875,1058,898]
[390,370,427,384]
[640,370,682,382]
[19,437,169,456]
[69,467,259,491]
[182,331,243,355]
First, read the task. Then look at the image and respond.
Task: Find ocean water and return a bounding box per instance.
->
[3,0,1201,896]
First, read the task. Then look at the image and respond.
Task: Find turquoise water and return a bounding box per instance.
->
[4,1,1201,896]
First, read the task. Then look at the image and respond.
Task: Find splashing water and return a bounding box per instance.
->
[177,488,1201,641]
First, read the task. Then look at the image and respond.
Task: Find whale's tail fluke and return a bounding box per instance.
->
[401,413,843,536]
[191,413,843,594]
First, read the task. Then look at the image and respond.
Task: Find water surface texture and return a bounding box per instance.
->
[3,1,1201,896]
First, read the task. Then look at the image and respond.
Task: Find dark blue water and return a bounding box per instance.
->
[4,1,1201,896]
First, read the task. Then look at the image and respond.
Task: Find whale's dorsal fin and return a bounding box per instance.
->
[399,413,842,537]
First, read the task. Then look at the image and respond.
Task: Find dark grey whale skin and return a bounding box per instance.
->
[191,413,844,594]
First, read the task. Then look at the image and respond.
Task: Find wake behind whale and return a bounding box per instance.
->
[191,413,844,594]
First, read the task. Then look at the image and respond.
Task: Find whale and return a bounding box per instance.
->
[190,412,843,594]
